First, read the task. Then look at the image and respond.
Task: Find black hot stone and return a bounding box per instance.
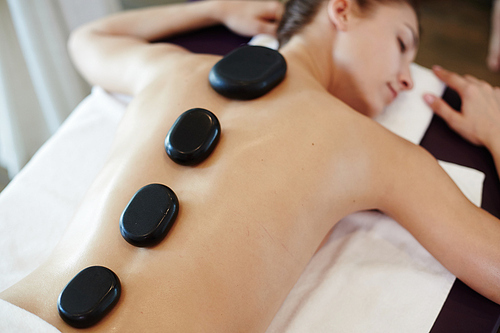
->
[120,183,179,247]
[165,108,221,166]
[209,45,287,100]
[57,266,121,329]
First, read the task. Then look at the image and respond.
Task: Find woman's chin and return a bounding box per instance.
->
[360,102,385,118]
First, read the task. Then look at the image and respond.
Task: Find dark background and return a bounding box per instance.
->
[417,0,500,86]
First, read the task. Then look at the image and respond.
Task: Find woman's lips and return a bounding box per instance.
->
[387,84,398,101]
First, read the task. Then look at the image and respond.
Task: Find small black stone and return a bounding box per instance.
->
[120,183,179,247]
[165,108,221,166]
[209,45,287,100]
[58,266,121,329]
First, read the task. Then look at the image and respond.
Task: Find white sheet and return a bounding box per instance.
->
[268,163,484,332]
[0,63,486,332]
[0,299,60,333]
[0,87,125,290]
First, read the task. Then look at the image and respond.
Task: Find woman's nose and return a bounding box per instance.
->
[399,64,414,90]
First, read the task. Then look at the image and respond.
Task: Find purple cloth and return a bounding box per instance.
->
[154,25,250,56]
[423,88,500,333]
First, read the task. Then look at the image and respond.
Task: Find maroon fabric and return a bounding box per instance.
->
[153,25,250,56]
[424,88,500,333]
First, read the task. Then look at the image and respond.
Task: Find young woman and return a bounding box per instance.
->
[1,0,500,331]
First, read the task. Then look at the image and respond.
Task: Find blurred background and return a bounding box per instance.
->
[417,0,500,86]
[0,0,498,192]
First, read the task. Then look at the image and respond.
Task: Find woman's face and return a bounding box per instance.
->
[330,3,419,117]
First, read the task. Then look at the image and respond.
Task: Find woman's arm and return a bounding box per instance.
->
[68,0,283,95]
[424,66,500,177]
[374,135,500,305]
[378,68,500,302]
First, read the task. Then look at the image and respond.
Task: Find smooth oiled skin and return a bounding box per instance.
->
[2,1,500,332]
[57,266,121,328]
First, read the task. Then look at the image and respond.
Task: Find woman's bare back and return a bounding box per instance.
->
[0,53,395,332]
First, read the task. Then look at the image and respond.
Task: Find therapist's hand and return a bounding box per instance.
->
[217,0,283,37]
[488,0,500,71]
[423,66,500,152]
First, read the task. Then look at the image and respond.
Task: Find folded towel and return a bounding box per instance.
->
[375,63,446,144]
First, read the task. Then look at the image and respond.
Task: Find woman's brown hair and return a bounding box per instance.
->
[277,0,420,46]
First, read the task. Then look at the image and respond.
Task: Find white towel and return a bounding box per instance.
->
[0,299,60,333]
[375,63,446,144]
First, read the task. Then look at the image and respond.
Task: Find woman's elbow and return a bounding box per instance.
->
[67,25,90,70]
[67,23,105,82]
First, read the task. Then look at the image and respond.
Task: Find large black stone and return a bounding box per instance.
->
[165,108,221,166]
[58,266,121,328]
[120,183,179,247]
[209,45,287,100]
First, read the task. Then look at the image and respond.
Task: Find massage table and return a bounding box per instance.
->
[0,23,499,333]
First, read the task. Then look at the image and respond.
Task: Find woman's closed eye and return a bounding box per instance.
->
[398,38,407,53]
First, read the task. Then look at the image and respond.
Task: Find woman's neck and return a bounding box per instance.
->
[279,18,337,94]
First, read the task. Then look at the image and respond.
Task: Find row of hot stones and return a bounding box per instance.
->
[57,45,287,328]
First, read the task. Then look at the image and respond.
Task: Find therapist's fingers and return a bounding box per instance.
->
[488,0,500,71]
[464,74,480,84]
[464,74,491,89]
[423,93,469,140]
[432,66,469,95]
[423,94,461,123]
[488,29,500,72]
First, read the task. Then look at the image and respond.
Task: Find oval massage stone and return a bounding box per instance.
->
[57,266,121,328]
[165,108,221,166]
[209,45,287,100]
[120,183,179,247]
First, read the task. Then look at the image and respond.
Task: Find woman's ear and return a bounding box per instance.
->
[327,0,352,31]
